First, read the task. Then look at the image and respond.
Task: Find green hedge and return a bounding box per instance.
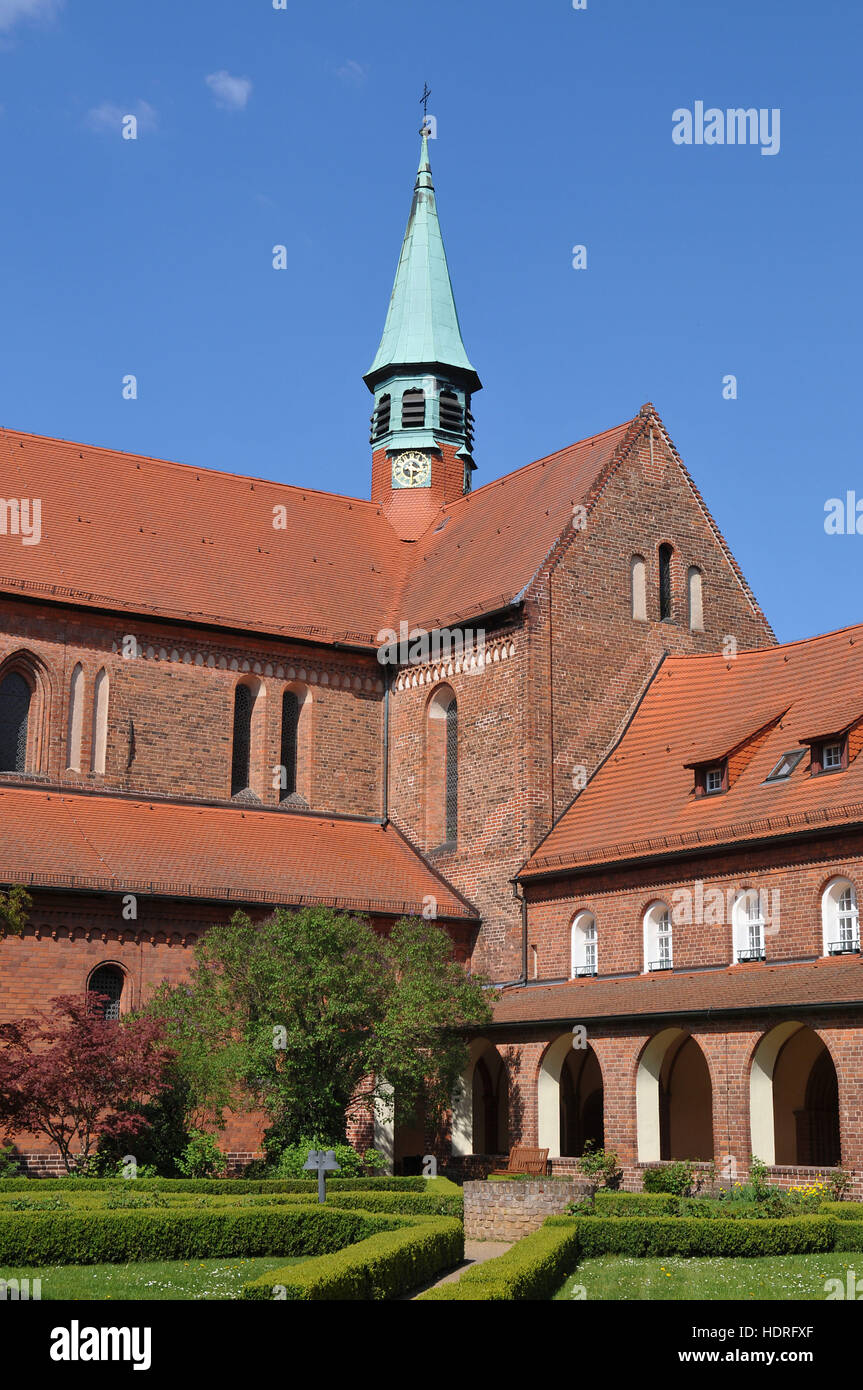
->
[821,1202,863,1221]
[0,1203,405,1266]
[593,1192,679,1218]
[418,1221,581,1301]
[829,1220,863,1251]
[322,1191,463,1220]
[241,1216,462,1300]
[546,1214,838,1258]
[0,1176,425,1194]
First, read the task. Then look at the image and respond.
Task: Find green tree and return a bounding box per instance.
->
[0,885,31,939]
[151,907,493,1148]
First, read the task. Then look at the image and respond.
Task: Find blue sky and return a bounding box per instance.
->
[0,0,859,644]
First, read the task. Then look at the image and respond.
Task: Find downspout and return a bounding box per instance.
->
[382,670,390,826]
[485,877,528,990]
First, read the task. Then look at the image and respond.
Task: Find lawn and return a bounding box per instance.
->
[554,1254,857,1301]
[0,1255,307,1300]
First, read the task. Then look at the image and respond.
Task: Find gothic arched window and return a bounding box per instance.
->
[631,555,647,621]
[688,566,704,632]
[280,690,299,799]
[659,543,674,621]
[427,685,458,848]
[88,964,124,1021]
[0,671,32,772]
[231,683,253,795]
[445,697,458,844]
[91,668,109,774]
[67,663,84,772]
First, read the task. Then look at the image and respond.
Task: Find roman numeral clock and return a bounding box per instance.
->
[392,450,432,488]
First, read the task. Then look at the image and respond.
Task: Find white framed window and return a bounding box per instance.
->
[644,901,673,972]
[733,889,766,963]
[823,742,843,771]
[822,878,860,956]
[571,911,598,978]
[705,766,724,795]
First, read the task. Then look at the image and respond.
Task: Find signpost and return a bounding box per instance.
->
[303,1149,341,1203]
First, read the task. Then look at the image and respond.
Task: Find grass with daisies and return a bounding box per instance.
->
[553,1254,856,1301]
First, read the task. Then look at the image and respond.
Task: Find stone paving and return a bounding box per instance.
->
[406,1240,513,1299]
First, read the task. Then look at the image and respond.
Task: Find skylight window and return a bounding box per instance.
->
[764,748,806,783]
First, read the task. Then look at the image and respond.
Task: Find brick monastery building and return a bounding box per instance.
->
[2,134,862,1189]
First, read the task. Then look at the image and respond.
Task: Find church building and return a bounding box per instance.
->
[2,133,861,1190]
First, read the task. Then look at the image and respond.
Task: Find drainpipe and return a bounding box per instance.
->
[487,878,528,990]
[382,671,390,826]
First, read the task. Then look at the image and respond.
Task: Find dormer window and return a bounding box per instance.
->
[693,760,727,797]
[809,736,848,776]
[764,748,806,783]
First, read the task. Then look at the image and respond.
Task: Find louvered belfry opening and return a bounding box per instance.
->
[231,684,253,795]
[401,389,426,429]
[445,697,458,844]
[89,965,123,1021]
[659,543,673,620]
[0,671,32,772]
[371,393,391,443]
[439,389,463,432]
[280,691,299,799]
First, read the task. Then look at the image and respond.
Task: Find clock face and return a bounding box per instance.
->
[392,450,432,489]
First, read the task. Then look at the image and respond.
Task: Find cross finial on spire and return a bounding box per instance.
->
[420,82,432,133]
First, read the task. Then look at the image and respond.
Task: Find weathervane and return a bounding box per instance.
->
[420,83,432,134]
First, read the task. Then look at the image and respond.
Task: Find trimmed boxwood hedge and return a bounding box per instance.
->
[0,1203,408,1266]
[320,1191,463,1220]
[546,1214,839,1258]
[820,1202,863,1220]
[0,1176,426,1194]
[241,1216,463,1300]
[418,1222,581,1301]
[593,1192,679,1218]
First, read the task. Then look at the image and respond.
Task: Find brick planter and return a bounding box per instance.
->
[464,1179,590,1241]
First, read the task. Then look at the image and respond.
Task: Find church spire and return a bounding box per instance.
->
[366,125,481,520]
[365,132,480,394]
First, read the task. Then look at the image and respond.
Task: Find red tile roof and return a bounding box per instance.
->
[0,784,477,920]
[522,623,863,876]
[398,420,635,629]
[491,957,863,1026]
[0,412,657,643]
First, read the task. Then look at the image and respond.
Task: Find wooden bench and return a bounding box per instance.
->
[489,1145,549,1178]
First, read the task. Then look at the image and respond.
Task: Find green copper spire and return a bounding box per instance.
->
[364,133,480,393]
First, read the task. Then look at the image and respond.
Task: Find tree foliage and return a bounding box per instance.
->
[0,994,175,1172]
[151,907,494,1147]
[0,884,31,939]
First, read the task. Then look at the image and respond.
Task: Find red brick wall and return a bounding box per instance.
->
[386,418,774,983]
[470,1014,863,1196]
[0,597,385,816]
[523,831,863,979]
